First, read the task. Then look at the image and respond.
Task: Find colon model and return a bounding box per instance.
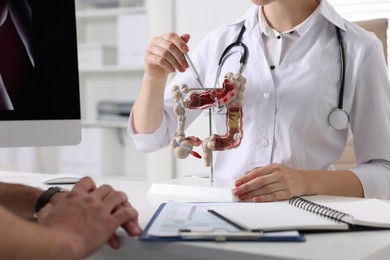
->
[171,72,246,167]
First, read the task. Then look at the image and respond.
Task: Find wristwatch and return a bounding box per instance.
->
[34,187,65,219]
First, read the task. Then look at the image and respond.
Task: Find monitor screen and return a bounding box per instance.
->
[0,0,81,147]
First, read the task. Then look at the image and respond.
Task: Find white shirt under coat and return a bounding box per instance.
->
[128,0,390,199]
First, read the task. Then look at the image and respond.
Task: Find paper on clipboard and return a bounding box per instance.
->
[139,200,305,242]
[147,200,239,237]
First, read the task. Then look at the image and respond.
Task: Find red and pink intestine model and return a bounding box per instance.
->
[171,72,247,167]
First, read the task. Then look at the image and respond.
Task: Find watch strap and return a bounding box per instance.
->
[35,187,63,214]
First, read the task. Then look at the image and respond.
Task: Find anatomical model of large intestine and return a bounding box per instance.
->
[171,72,246,167]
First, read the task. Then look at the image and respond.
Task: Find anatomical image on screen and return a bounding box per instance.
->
[0,0,80,120]
[0,0,34,111]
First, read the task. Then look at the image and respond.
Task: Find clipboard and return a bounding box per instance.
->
[139,202,305,242]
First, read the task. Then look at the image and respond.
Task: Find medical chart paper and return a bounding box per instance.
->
[147,200,239,237]
[140,200,304,241]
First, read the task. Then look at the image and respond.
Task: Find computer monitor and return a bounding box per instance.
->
[0,0,81,147]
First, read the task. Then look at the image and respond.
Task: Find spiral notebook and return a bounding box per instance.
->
[208,196,390,232]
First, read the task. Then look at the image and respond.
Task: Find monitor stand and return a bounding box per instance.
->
[147,176,239,203]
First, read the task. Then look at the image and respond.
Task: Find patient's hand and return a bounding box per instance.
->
[37,177,142,259]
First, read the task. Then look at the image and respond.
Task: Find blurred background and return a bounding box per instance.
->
[0,0,388,182]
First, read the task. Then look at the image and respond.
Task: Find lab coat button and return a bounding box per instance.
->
[263,91,271,99]
[260,138,269,147]
[265,27,272,36]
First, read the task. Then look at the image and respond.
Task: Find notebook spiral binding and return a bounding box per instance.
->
[289,196,352,223]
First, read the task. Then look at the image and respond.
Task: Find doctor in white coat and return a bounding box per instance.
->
[129,0,390,201]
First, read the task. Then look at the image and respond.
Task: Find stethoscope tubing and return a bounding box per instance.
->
[216,24,349,130]
[329,26,349,131]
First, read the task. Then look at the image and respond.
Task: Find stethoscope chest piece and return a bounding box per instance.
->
[328,108,349,130]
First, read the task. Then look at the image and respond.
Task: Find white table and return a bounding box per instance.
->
[1,170,390,260]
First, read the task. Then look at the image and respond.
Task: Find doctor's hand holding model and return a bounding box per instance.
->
[129,0,390,201]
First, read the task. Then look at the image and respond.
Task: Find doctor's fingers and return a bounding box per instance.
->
[148,35,189,69]
[145,44,186,73]
[233,172,278,197]
[234,165,274,187]
[236,182,287,202]
[251,188,293,202]
[160,32,190,53]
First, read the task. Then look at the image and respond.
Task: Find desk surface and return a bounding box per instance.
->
[1,170,390,260]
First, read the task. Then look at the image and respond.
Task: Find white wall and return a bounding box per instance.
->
[174,0,253,49]
[147,0,253,43]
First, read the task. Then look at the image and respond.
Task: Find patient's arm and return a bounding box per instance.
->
[0,182,42,221]
[0,182,67,221]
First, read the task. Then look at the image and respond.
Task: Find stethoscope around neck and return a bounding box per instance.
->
[214,24,249,88]
[328,26,349,131]
[216,24,349,131]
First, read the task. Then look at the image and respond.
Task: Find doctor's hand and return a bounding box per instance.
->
[233,164,308,202]
[144,32,191,83]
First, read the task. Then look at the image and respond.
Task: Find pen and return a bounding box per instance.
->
[208,209,249,231]
[183,53,205,88]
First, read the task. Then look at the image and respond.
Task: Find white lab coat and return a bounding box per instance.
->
[129,1,390,199]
